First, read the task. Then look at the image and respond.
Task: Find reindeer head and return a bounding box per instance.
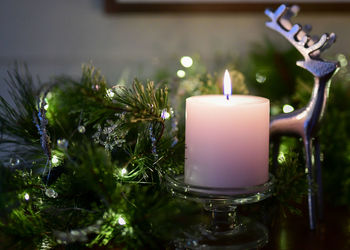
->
[265,4,339,78]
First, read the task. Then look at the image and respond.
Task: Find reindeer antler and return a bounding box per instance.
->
[265,4,336,60]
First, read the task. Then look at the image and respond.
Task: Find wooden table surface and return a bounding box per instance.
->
[262,205,350,250]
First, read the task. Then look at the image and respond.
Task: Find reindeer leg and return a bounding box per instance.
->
[304,136,316,230]
[314,136,324,221]
[271,137,281,173]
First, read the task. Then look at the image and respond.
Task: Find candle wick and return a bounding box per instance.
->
[226,94,230,100]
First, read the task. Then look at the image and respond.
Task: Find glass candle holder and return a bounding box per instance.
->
[165,174,274,249]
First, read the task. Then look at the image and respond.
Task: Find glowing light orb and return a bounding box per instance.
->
[121,168,127,176]
[277,152,285,164]
[256,72,267,83]
[180,56,193,68]
[161,109,171,120]
[283,104,294,113]
[107,89,115,98]
[24,193,30,200]
[118,216,126,225]
[52,155,59,164]
[177,70,186,78]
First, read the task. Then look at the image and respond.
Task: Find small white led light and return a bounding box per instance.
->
[180,56,193,68]
[121,168,127,176]
[51,155,59,164]
[177,70,186,78]
[118,216,126,225]
[283,104,294,113]
[24,193,30,200]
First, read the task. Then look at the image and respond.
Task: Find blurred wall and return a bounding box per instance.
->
[0,0,349,95]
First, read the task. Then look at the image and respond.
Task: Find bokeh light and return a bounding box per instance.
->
[283,104,294,113]
[180,56,193,68]
[177,70,186,78]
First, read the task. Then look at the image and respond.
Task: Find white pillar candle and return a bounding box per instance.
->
[185,71,270,188]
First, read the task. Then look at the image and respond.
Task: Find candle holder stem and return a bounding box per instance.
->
[205,203,238,233]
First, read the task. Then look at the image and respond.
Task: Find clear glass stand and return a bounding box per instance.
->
[165,174,274,250]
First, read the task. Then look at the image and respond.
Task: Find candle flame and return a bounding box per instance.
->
[223,69,232,100]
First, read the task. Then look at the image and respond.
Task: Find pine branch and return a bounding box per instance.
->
[113,79,169,123]
[0,65,39,143]
[0,65,48,167]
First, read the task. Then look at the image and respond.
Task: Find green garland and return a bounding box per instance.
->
[0,41,348,248]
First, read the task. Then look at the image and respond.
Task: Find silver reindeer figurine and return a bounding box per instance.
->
[265,4,340,230]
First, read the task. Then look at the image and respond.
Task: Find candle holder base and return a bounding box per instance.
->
[172,216,268,250]
[165,174,274,250]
